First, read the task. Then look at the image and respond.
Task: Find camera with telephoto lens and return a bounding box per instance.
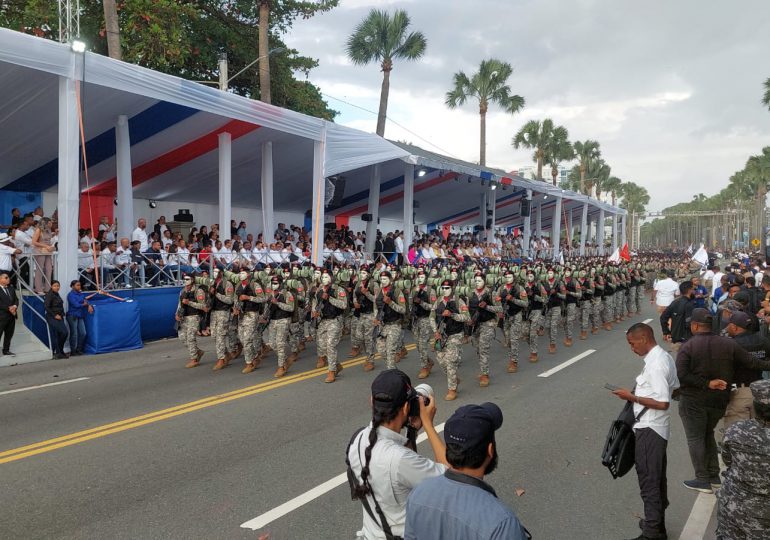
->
[407,384,433,417]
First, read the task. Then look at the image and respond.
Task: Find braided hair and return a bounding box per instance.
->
[353,404,401,499]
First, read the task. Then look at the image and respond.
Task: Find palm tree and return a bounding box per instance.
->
[572,140,601,196]
[743,147,770,238]
[447,59,525,166]
[545,127,573,186]
[258,0,272,103]
[602,176,622,206]
[763,77,770,111]
[586,158,610,201]
[561,165,582,191]
[103,0,121,60]
[512,119,553,181]
[619,181,650,245]
[347,9,427,136]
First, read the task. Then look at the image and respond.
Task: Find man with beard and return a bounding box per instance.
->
[404,402,530,540]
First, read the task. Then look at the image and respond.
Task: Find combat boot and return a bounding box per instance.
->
[274,366,287,378]
[212,358,227,371]
[479,374,490,387]
[348,347,361,358]
[285,352,298,368]
[604,323,612,331]
[324,370,336,383]
[241,361,257,374]
[591,327,599,335]
[580,331,588,340]
[417,361,433,379]
[185,358,200,369]
[537,327,545,336]
[548,343,556,354]
[335,363,344,376]
[529,352,538,363]
[507,360,518,373]
[444,389,457,401]
[564,337,573,347]
[316,356,327,369]
[398,347,408,359]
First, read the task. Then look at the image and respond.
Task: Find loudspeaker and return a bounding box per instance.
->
[328,176,346,208]
[174,209,193,222]
[324,222,336,230]
[361,213,373,222]
[520,197,531,217]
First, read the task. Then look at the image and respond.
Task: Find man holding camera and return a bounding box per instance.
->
[347,369,447,540]
[404,402,530,540]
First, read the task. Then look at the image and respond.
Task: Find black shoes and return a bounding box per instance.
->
[2,350,15,357]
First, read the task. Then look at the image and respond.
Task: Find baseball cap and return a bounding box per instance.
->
[444,402,503,452]
[371,369,413,411]
[733,290,750,306]
[687,307,713,324]
[728,311,752,330]
[0,233,9,243]
[750,379,770,405]
[721,299,744,313]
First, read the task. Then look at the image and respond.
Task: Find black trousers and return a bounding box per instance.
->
[635,427,668,539]
[678,395,724,482]
[0,315,15,353]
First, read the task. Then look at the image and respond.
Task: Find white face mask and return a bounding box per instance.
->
[212,268,220,278]
[265,267,273,274]
[441,286,452,296]
[547,271,555,280]
[283,271,290,279]
[183,278,193,287]
[430,269,438,277]
[565,271,572,278]
[527,274,535,282]
[239,272,249,282]
[474,277,485,289]
[505,274,514,284]
[271,282,280,290]
[321,274,331,286]
[380,277,391,287]
[313,271,322,281]
[450,272,458,280]
[360,271,369,281]
[417,274,426,285]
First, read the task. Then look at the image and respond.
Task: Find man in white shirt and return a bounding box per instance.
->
[652,272,679,313]
[132,218,149,252]
[0,234,21,278]
[614,323,679,540]
[76,241,96,289]
[98,216,116,243]
[395,232,405,265]
[114,238,133,287]
[347,370,447,539]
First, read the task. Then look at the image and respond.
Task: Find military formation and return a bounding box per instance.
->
[173,256,676,401]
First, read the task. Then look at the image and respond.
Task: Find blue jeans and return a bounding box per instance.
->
[67,315,86,354]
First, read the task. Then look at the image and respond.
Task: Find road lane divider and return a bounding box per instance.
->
[0,345,416,465]
[0,377,90,396]
[240,422,446,531]
[537,350,596,378]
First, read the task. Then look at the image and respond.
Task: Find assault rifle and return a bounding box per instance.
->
[257,290,272,333]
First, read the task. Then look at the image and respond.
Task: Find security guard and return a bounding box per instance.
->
[176,275,209,368]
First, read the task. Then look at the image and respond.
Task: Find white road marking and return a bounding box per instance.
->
[537,350,596,378]
[240,423,446,531]
[679,491,716,540]
[0,377,90,396]
[642,318,653,324]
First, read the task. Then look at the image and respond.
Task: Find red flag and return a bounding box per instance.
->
[620,243,631,262]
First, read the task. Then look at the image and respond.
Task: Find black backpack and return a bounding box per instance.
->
[601,400,648,479]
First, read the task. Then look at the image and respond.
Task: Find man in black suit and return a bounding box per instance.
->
[0,271,18,356]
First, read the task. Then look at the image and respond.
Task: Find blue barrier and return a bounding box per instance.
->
[22,295,52,348]
[110,287,180,341]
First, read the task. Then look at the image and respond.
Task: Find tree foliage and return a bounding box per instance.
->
[763,77,770,111]
[0,0,339,119]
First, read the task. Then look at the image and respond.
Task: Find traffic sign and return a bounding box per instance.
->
[752,238,760,247]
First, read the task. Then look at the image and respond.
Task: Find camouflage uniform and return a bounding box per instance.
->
[498,282,528,365]
[375,286,407,369]
[578,277,593,333]
[602,276,615,325]
[176,285,208,360]
[543,279,565,346]
[267,288,296,368]
[351,279,377,362]
[313,283,348,373]
[468,288,502,376]
[208,274,236,360]
[717,410,770,538]
[592,275,605,330]
[563,277,581,341]
[410,285,437,370]
[235,279,265,364]
[526,281,546,355]
[431,296,470,392]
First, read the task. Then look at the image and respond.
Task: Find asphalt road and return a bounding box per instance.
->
[0,303,717,540]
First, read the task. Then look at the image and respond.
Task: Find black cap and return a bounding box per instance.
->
[371,369,413,411]
[687,307,713,324]
[444,402,503,452]
[728,311,752,330]
[733,290,750,306]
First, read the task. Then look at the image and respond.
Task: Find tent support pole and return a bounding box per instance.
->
[579,203,588,256]
[260,141,273,244]
[310,127,327,266]
[552,196,562,260]
[364,164,381,256]
[480,192,487,239]
[612,213,618,251]
[621,212,627,247]
[218,132,232,242]
[115,115,134,241]
[536,202,542,241]
[57,75,80,302]
[567,208,573,246]
[488,188,497,243]
[522,190,532,258]
[598,209,606,256]
[403,163,414,250]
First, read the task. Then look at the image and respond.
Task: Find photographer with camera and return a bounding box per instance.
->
[347,369,448,540]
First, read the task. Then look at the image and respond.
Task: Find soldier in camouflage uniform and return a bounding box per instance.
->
[563,268,581,347]
[235,269,265,374]
[498,269,528,373]
[577,269,593,340]
[591,267,604,334]
[716,379,770,540]
[602,268,615,330]
[468,272,502,387]
[633,263,645,314]
[176,275,209,368]
[411,269,437,379]
[208,268,237,371]
[524,270,546,362]
[542,267,566,354]
[431,279,470,401]
[312,269,348,383]
[350,267,377,370]
[265,275,297,378]
[374,271,407,370]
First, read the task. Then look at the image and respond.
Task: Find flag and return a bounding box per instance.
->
[692,243,709,268]
[685,243,693,255]
[620,243,631,262]
[608,247,621,263]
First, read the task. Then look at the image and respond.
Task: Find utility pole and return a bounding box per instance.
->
[218,53,228,91]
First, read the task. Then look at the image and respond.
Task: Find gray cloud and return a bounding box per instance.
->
[284,0,770,211]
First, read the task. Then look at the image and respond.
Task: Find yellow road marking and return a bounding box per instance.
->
[0,344,417,465]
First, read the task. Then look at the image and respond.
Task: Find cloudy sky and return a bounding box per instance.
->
[284,0,770,212]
